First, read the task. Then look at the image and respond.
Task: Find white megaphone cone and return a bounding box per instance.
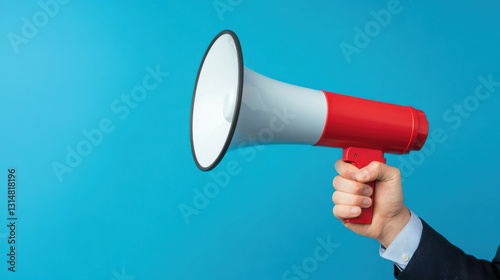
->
[190,30,327,171]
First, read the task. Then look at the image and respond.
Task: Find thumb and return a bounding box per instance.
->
[353,161,401,183]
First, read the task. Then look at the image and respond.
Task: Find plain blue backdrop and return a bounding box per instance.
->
[1,0,499,279]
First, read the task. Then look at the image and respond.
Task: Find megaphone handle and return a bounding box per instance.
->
[342,147,386,224]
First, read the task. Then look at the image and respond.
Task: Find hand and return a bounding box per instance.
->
[332,159,411,248]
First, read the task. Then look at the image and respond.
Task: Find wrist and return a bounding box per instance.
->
[377,207,411,248]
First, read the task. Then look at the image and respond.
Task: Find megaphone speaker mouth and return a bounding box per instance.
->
[190,30,244,171]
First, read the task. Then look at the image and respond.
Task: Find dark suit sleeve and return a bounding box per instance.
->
[395,220,500,280]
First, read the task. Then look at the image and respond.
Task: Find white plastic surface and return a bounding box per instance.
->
[231,67,327,149]
[191,33,240,169]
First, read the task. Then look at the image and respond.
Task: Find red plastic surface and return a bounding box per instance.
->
[342,147,386,224]
[315,91,428,154]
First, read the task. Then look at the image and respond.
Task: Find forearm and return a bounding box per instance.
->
[395,220,500,280]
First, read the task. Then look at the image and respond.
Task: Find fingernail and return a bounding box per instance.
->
[351,207,359,214]
[362,198,371,207]
[363,188,372,196]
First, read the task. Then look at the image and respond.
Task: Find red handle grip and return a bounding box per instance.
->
[342,147,386,224]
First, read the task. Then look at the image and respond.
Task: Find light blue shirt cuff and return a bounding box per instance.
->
[379,210,423,271]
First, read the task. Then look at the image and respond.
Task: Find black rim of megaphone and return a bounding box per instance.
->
[190,30,244,171]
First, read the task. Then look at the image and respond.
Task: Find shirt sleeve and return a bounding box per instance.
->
[379,210,423,271]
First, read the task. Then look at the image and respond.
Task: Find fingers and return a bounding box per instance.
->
[354,161,401,183]
[332,189,372,220]
[332,175,373,196]
[332,159,402,224]
[332,161,373,221]
[332,191,372,209]
[333,205,361,220]
[334,159,402,184]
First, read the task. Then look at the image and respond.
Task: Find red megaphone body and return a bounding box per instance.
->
[315,91,428,223]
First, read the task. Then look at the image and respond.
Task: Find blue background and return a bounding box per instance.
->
[1,0,499,279]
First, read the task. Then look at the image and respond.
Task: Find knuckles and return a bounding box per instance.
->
[368,161,382,173]
[333,175,367,196]
[390,166,402,178]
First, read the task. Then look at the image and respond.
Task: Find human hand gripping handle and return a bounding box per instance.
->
[332,154,411,248]
[342,147,386,224]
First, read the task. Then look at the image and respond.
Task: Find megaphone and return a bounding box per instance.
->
[190,30,428,224]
